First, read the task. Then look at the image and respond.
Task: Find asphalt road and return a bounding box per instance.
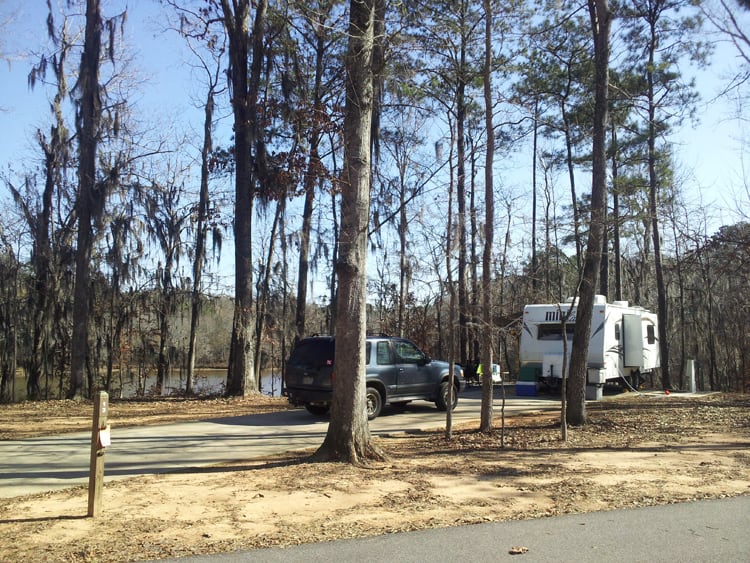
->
[148,496,750,563]
[0,386,558,498]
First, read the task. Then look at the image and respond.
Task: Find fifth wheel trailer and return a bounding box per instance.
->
[517,295,660,399]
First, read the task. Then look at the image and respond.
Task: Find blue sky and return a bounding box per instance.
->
[0,1,203,168]
[1,0,747,236]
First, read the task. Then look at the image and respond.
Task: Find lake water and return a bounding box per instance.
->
[9,370,284,401]
[113,370,284,399]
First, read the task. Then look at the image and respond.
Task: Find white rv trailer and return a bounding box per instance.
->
[517,295,659,399]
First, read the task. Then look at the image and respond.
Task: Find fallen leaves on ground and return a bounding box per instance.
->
[0,392,748,563]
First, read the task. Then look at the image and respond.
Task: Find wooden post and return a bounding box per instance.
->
[87,391,109,517]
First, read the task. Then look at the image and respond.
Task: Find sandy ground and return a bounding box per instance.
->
[0,392,748,562]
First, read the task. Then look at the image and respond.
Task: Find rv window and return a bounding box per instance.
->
[537,324,575,341]
[647,325,656,344]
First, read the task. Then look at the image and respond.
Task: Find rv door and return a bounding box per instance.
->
[623,314,644,368]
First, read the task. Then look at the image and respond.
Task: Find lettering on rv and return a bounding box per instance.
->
[544,309,576,323]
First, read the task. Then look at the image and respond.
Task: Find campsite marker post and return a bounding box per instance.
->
[87,391,110,517]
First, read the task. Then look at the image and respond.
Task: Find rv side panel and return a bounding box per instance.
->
[518,296,660,397]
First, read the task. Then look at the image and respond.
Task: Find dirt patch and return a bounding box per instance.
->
[0,392,748,562]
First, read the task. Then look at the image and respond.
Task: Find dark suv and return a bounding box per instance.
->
[284,335,465,420]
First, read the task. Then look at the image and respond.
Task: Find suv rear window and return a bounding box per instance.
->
[290,339,335,368]
[289,339,373,367]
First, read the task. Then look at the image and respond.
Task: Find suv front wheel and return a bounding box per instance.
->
[435,381,459,411]
[366,387,383,420]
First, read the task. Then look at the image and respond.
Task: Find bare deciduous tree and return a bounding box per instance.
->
[217,0,268,396]
[71,0,127,398]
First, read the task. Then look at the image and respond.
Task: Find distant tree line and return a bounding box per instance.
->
[0,0,748,405]
[0,216,747,401]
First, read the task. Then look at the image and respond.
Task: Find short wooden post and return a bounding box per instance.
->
[87,391,109,517]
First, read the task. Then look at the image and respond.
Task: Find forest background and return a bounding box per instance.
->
[0,0,748,404]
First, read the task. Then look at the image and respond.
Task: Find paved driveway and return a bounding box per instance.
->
[0,386,559,498]
[151,496,750,563]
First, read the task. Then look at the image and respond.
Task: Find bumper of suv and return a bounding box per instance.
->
[285,386,333,406]
[457,378,467,393]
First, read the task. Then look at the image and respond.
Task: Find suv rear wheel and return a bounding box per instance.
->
[305,403,330,416]
[366,387,383,420]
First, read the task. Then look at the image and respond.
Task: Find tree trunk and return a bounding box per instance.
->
[313,0,384,464]
[567,0,611,426]
[469,147,480,367]
[221,0,261,396]
[295,174,316,342]
[187,80,217,396]
[611,123,622,301]
[0,258,19,403]
[70,0,104,400]
[543,165,554,298]
[156,258,175,394]
[456,17,469,367]
[457,77,468,367]
[445,129,457,440]
[600,193,609,297]
[646,11,671,390]
[28,115,62,400]
[156,280,170,394]
[398,179,408,337]
[328,188,339,334]
[531,99,539,294]
[254,198,283,385]
[294,16,327,343]
[563,106,582,272]
[667,199,686,389]
[479,0,494,434]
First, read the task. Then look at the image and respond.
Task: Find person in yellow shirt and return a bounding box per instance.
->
[476,363,502,384]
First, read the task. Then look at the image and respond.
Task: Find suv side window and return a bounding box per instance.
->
[393,340,424,364]
[376,341,391,365]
